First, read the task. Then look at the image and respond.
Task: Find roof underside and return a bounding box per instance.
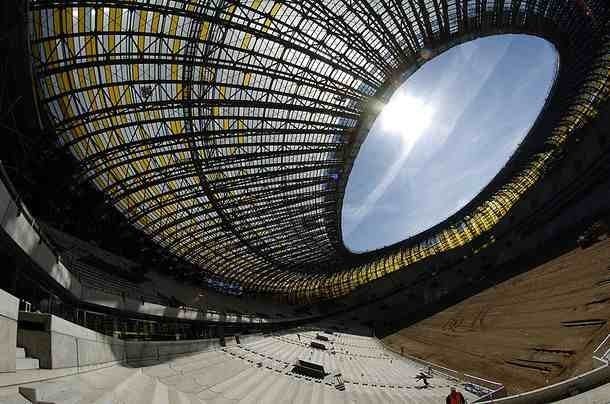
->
[29,0,609,302]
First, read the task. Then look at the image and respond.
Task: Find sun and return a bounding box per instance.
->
[380,91,434,147]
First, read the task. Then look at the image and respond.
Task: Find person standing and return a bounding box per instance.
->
[415,370,430,387]
[446,387,466,404]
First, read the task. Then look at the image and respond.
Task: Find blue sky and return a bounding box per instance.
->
[341,35,558,253]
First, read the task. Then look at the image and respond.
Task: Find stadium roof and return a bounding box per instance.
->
[28,0,610,301]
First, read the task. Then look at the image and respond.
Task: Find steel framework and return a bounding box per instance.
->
[28,0,610,302]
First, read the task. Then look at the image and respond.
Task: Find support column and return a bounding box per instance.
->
[0,288,19,372]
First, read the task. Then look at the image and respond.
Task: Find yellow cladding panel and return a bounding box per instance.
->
[263,3,283,30]
[78,7,86,32]
[32,10,42,38]
[85,34,97,58]
[59,72,72,92]
[237,121,246,144]
[243,72,252,87]
[224,4,237,19]
[241,33,252,49]
[76,68,86,91]
[95,8,104,32]
[199,21,210,41]
[170,119,183,135]
[171,64,179,81]
[169,14,178,36]
[151,12,160,34]
[126,85,134,105]
[111,7,122,34]
[171,24,182,54]
[42,39,55,64]
[62,8,73,34]
[72,121,86,138]
[53,9,61,35]
[138,10,148,52]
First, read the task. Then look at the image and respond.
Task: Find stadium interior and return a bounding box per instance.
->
[0,0,609,403]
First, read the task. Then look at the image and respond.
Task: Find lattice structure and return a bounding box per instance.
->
[28,0,610,302]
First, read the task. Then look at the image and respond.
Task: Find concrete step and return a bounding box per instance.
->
[107,372,159,404]
[15,348,25,359]
[19,376,85,404]
[91,368,144,404]
[18,366,139,404]
[192,360,250,389]
[222,367,270,400]
[292,381,314,404]
[208,367,258,394]
[15,359,39,371]
[0,393,30,404]
[150,379,169,404]
[167,388,199,404]
[260,374,297,403]
[79,366,139,392]
[237,371,281,404]
[142,363,178,379]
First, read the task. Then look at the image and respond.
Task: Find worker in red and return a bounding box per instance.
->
[446,387,466,404]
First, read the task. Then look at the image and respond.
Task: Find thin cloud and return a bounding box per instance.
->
[342,35,558,253]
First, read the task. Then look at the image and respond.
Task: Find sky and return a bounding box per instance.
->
[341,34,559,253]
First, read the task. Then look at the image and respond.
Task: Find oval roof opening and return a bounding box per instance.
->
[341,34,558,253]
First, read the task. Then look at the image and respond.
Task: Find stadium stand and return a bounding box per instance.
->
[0,330,482,404]
[41,224,170,306]
[38,224,314,323]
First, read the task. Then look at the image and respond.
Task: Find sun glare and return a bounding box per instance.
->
[380,92,434,147]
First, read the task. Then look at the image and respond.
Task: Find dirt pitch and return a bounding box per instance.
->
[383,237,610,394]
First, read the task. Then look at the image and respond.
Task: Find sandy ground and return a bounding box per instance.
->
[383,237,610,394]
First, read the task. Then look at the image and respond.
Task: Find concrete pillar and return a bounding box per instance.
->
[218,326,225,346]
[0,255,19,295]
[0,288,19,372]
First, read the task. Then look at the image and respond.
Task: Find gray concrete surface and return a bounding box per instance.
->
[0,289,19,373]
[480,348,610,404]
[15,312,235,373]
[553,381,610,403]
[17,312,125,369]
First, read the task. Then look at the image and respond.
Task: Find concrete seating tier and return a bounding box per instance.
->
[64,252,166,306]
[1,331,482,404]
[281,332,391,359]
[226,332,480,400]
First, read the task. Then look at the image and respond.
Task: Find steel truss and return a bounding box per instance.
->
[28,0,610,302]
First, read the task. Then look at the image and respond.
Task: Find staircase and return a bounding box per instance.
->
[16,368,197,404]
[15,348,39,371]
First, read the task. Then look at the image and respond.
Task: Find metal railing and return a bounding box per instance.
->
[592,333,610,365]
[376,337,506,402]
[19,299,32,312]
